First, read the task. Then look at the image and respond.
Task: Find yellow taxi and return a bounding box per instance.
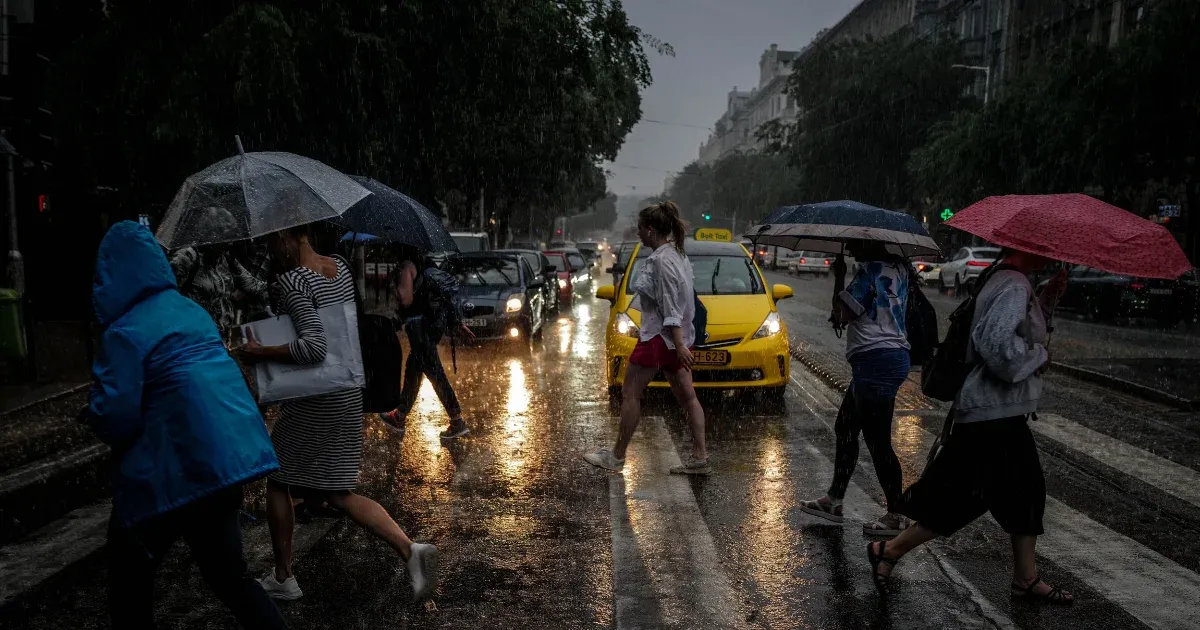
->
[595,233,794,399]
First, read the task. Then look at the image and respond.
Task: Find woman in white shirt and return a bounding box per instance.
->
[583,201,710,475]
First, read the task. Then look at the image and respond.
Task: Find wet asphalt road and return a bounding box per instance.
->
[6,264,1200,629]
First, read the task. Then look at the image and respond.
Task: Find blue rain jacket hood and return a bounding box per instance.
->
[89,221,278,526]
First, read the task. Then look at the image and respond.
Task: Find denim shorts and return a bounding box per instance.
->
[848,347,910,399]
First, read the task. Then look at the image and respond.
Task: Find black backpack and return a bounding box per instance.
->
[693,291,709,345]
[337,256,404,414]
[905,269,939,366]
[419,267,463,327]
[920,264,1019,401]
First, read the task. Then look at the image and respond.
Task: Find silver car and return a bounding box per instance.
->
[788,251,835,276]
[938,246,1001,292]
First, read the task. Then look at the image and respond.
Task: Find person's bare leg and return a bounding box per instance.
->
[665,368,707,461]
[869,522,937,578]
[613,364,658,460]
[265,480,295,580]
[325,491,414,560]
[1011,534,1072,600]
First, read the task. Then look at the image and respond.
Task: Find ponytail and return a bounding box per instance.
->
[638,200,690,253]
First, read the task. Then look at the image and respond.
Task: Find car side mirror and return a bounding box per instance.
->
[772,284,794,301]
[595,285,616,301]
[544,265,555,274]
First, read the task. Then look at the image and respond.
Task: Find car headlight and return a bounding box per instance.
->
[615,312,639,338]
[752,312,782,339]
[505,294,524,313]
[558,278,567,288]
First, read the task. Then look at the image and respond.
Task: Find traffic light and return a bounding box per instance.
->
[703,213,711,221]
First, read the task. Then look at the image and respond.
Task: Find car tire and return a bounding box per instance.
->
[938,275,947,293]
[954,275,963,296]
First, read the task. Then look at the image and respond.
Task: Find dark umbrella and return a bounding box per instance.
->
[746,200,939,257]
[331,177,458,253]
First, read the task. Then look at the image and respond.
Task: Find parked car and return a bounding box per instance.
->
[576,241,602,268]
[497,248,559,319]
[938,246,1001,292]
[449,252,546,341]
[787,251,834,276]
[1042,265,1183,324]
[543,251,574,308]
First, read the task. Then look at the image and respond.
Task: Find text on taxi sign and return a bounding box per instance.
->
[694,228,732,242]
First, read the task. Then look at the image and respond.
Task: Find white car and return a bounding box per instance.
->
[788,251,835,276]
[938,246,1001,292]
[910,256,942,285]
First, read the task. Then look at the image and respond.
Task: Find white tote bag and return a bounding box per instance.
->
[242,301,366,404]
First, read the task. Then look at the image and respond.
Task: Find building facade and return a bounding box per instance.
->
[698,44,799,165]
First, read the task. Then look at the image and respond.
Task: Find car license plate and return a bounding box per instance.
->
[464,318,488,327]
[1149,288,1172,295]
[693,349,730,366]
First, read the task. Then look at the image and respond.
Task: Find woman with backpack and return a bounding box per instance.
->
[582,201,710,475]
[238,225,438,603]
[799,240,911,536]
[866,249,1073,604]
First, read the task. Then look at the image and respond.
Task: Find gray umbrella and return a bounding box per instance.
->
[156,150,370,249]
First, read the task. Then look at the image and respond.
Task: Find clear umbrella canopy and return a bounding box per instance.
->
[156,151,370,249]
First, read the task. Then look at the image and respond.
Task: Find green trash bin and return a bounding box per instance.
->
[0,289,27,359]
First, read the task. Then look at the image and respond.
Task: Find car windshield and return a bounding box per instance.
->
[451,257,519,286]
[625,255,764,296]
[567,253,586,269]
[513,252,540,272]
[546,256,567,272]
[453,235,487,252]
[971,248,1001,260]
[578,242,599,250]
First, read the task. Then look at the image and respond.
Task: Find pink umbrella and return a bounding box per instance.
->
[946,193,1192,279]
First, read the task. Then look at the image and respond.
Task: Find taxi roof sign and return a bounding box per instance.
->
[694,228,732,242]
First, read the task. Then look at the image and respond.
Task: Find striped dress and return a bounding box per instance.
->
[268,258,364,490]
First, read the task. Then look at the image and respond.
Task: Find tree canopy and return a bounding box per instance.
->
[51,0,655,238]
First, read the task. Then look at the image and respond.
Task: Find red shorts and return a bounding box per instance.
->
[628,335,683,373]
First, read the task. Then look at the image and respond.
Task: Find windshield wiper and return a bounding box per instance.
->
[711,258,722,295]
[745,260,762,293]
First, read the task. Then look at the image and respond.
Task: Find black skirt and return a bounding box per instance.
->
[898,415,1045,537]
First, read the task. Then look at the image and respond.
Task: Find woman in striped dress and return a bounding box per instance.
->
[239,225,437,603]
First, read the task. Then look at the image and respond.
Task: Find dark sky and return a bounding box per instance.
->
[605,0,859,197]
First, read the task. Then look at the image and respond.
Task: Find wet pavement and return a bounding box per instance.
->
[4,267,1200,628]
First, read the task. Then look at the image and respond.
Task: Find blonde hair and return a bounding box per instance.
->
[638,200,689,253]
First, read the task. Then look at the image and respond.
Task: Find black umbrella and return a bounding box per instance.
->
[331,177,458,253]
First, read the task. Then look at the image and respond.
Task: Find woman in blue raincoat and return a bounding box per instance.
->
[85,221,287,629]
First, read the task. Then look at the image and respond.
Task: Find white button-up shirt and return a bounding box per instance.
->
[629,243,695,350]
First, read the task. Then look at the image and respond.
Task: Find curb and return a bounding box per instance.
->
[1052,362,1197,411]
[789,346,849,393]
[0,383,89,419]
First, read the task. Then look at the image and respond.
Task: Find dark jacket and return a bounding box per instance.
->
[88,221,278,526]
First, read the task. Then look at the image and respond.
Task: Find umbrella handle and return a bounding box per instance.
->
[234,135,245,155]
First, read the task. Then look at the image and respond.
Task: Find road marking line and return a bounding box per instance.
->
[609,416,740,630]
[1033,413,1200,509]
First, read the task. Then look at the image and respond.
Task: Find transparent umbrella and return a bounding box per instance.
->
[156,143,370,249]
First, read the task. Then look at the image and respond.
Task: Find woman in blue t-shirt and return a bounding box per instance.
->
[800,240,911,537]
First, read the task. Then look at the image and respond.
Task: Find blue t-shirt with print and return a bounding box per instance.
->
[839,260,910,358]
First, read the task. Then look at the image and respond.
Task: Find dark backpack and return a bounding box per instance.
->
[920,264,1019,401]
[336,256,404,414]
[417,266,463,327]
[905,270,939,365]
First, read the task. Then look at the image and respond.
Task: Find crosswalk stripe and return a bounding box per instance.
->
[608,416,740,629]
[788,366,1200,629]
[1032,413,1200,509]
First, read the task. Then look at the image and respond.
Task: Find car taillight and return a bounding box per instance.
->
[917,263,927,272]
[800,258,807,264]
[967,260,991,267]
[1130,283,1145,290]
[824,259,831,266]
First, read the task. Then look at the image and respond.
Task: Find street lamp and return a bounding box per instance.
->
[951,64,991,105]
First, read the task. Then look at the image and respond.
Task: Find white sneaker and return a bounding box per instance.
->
[582,448,625,472]
[258,571,303,600]
[408,543,439,602]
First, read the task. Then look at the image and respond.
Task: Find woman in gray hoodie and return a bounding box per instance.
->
[865,249,1074,605]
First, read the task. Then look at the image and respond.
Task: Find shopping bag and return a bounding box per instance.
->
[242,301,366,403]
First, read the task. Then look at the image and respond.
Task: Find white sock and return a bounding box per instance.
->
[827,496,844,507]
